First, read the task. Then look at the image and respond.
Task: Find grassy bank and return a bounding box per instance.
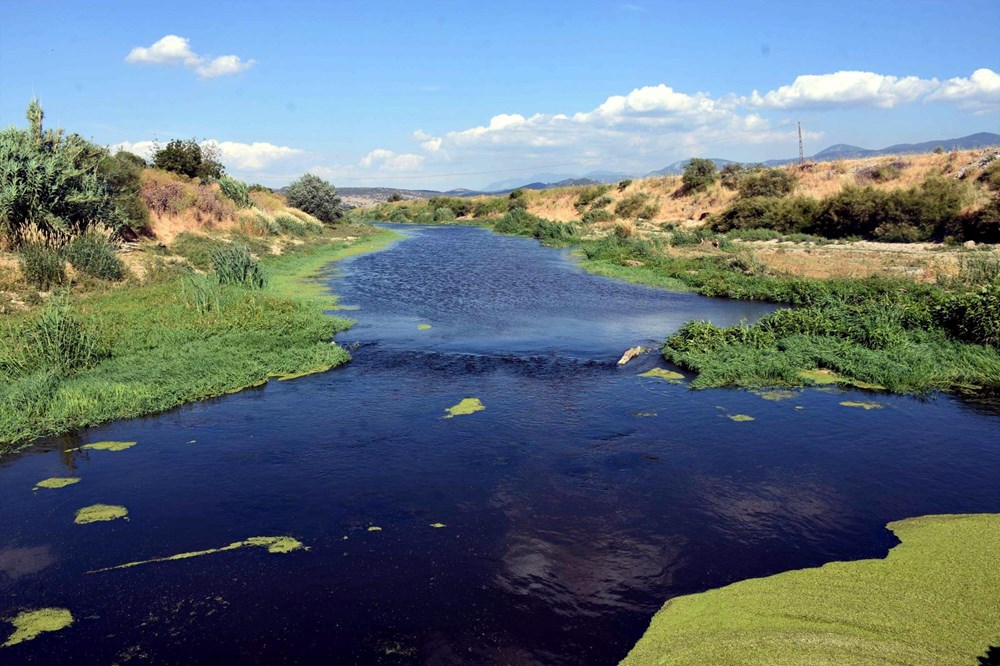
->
[621,513,1000,666]
[0,229,399,451]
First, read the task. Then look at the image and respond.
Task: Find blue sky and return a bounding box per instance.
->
[2,0,997,189]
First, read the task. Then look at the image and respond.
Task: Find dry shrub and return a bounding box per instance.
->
[141,179,185,216]
[613,220,636,240]
[250,189,286,212]
[194,185,235,224]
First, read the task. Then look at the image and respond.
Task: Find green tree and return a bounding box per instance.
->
[285,173,343,224]
[152,139,224,180]
[682,158,718,193]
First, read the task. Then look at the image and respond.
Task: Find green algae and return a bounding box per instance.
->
[727,414,755,422]
[2,608,73,647]
[72,441,136,453]
[74,504,128,524]
[418,324,432,330]
[638,368,684,381]
[273,363,335,381]
[88,536,306,573]
[429,523,446,528]
[798,369,887,391]
[367,526,382,532]
[33,477,80,491]
[621,513,1000,666]
[840,400,883,410]
[444,398,485,418]
[752,389,797,401]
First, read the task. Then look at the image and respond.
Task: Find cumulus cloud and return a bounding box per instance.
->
[359,149,425,171]
[745,71,938,109]
[125,35,254,78]
[927,68,1000,114]
[111,140,301,171]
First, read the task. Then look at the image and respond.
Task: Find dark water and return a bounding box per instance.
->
[2,225,999,664]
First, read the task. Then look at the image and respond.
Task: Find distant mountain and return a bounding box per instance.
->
[483,173,576,192]
[761,132,1000,166]
[643,158,734,178]
[581,170,635,183]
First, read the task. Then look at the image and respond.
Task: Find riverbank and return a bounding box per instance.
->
[621,512,1000,666]
[0,227,399,451]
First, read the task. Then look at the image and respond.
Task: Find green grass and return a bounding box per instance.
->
[621,513,1000,666]
[0,229,400,450]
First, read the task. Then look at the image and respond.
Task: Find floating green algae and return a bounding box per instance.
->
[621,513,1000,666]
[727,414,755,422]
[72,441,136,453]
[798,369,886,391]
[840,401,883,410]
[88,536,306,573]
[752,389,797,401]
[74,504,128,525]
[444,398,485,418]
[418,324,432,330]
[429,523,446,529]
[638,368,684,381]
[273,363,335,381]
[33,478,81,491]
[367,526,382,532]
[2,608,73,647]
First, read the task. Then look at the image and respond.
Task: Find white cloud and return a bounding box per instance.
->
[927,68,1000,114]
[125,35,254,78]
[111,140,301,171]
[745,71,938,110]
[359,149,425,171]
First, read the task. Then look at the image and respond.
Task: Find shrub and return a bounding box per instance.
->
[17,226,66,290]
[617,179,633,191]
[239,209,278,236]
[152,139,224,180]
[100,151,151,233]
[613,221,636,241]
[433,206,456,223]
[719,163,746,190]
[170,233,226,269]
[218,176,252,208]
[582,208,614,225]
[285,173,343,224]
[736,168,797,198]
[472,197,508,218]
[429,196,473,218]
[194,185,234,223]
[140,177,186,216]
[1,299,102,379]
[211,244,266,289]
[64,226,126,281]
[855,162,903,184]
[615,192,659,219]
[508,189,527,211]
[274,212,314,235]
[682,158,718,193]
[574,185,612,212]
[0,100,126,238]
[979,160,1000,192]
[936,280,1000,347]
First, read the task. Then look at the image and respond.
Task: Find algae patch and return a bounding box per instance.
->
[727,414,756,422]
[33,478,80,491]
[752,389,797,401]
[71,441,136,453]
[273,364,335,381]
[798,369,886,391]
[444,398,485,418]
[639,368,685,382]
[74,504,128,524]
[418,324,432,330]
[88,536,306,573]
[840,401,883,410]
[2,608,73,647]
[367,526,383,532]
[430,523,446,529]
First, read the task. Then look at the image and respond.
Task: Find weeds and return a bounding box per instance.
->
[211,244,266,289]
[16,226,66,290]
[64,225,126,281]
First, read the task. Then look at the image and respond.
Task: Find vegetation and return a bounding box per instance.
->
[64,226,127,281]
[681,158,718,193]
[285,173,343,224]
[621,513,1000,666]
[218,175,253,208]
[211,243,266,289]
[152,139,224,180]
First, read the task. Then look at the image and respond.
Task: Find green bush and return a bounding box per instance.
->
[508,189,527,211]
[433,206,456,223]
[582,209,614,225]
[0,299,102,379]
[472,197,508,218]
[211,244,266,289]
[617,179,633,191]
[428,196,473,218]
[218,176,252,208]
[719,163,747,190]
[274,212,310,236]
[285,173,343,224]
[100,151,151,232]
[64,228,126,281]
[979,160,1000,192]
[17,232,66,290]
[574,185,612,212]
[0,100,127,238]
[152,139,224,180]
[682,158,718,193]
[615,192,659,219]
[736,168,797,198]
[936,280,1000,347]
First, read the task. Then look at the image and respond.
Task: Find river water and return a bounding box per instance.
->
[2,225,998,664]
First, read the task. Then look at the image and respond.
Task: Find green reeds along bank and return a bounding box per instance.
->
[0,229,400,451]
[621,513,1000,666]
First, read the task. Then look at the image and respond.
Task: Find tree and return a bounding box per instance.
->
[152,139,224,180]
[682,158,717,193]
[285,173,343,224]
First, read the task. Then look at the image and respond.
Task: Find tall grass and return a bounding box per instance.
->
[0,298,102,380]
[16,226,66,290]
[64,225,126,281]
[211,244,267,289]
[218,176,253,208]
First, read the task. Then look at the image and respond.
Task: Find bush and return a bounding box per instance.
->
[100,151,151,232]
[152,139,224,180]
[428,196,473,218]
[979,160,1000,192]
[472,197,508,218]
[433,206,456,223]
[682,158,718,193]
[285,173,343,224]
[218,176,252,208]
[936,280,1000,347]
[508,189,527,211]
[211,244,266,289]
[0,100,127,238]
[64,226,126,281]
[617,179,633,191]
[238,209,278,236]
[0,299,102,379]
[615,192,659,219]
[574,185,612,212]
[582,208,614,225]
[17,227,66,290]
[736,168,797,198]
[719,163,747,190]
[855,162,904,184]
[275,212,317,235]
[140,177,185,216]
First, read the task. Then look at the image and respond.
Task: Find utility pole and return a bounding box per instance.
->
[798,121,805,165]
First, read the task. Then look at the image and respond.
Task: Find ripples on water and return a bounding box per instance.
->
[1,225,998,664]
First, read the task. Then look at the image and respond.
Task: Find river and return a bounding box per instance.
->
[2,225,998,664]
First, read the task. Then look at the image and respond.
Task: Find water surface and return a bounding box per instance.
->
[2,225,998,664]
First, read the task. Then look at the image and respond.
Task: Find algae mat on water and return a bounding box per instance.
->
[2,608,73,647]
[444,398,485,418]
[33,477,80,490]
[88,536,306,573]
[74,504,128,524]
[620,513,1000,666]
